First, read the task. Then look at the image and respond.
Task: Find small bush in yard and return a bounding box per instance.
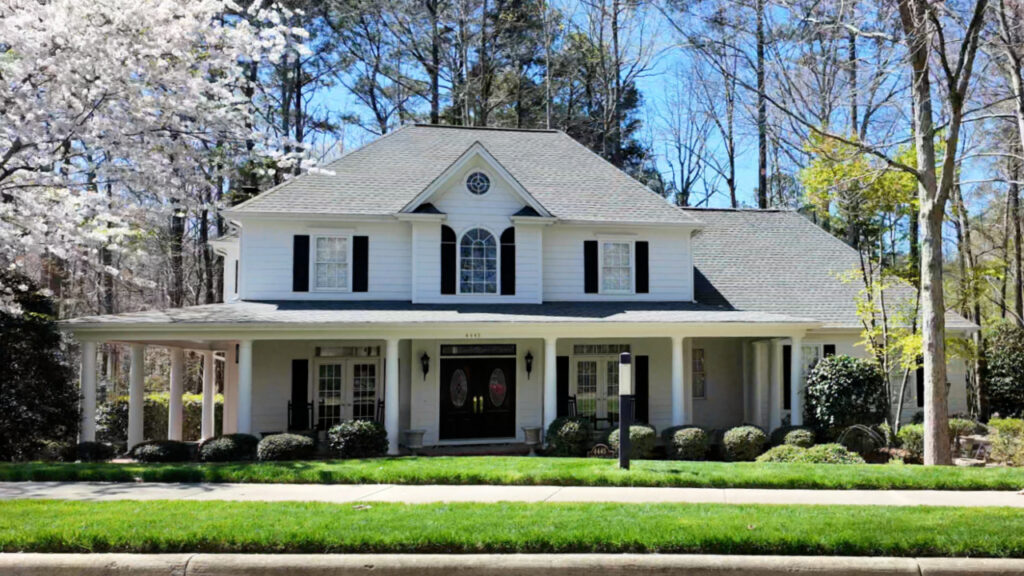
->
[756,443,864,464]
[328,420,388,458]
[803,355,888,438]
[130,440,192,463]
[897,424,924,462]
[75,441,115,462]
[257,433,315,461]
[667,427,709,460]
[769,425,815,447]
[198,434,259,462]
[544,417,594,457]
[989,418,1024,466]
[608,424,657,459]
[757,444,806,463]
[723,426,767,461]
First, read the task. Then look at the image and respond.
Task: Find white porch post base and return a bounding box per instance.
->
[128,344,146,449]
[542,337,558,435]
[201,350,215,440]
[168,347,184,441]
[385,338,400,455]
[79,341,98,443]
[237,340,253,435]
[670,335,684,426]
[790,335,804,426]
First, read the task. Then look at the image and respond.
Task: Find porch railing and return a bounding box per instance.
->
[287,401,314,431]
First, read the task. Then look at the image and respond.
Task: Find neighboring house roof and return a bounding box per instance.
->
[63,301,814,330]
[682,208,977,331]
[227,124,699,225]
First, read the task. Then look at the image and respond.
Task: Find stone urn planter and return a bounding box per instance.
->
[522,426,543,456]
[403,429,426,454]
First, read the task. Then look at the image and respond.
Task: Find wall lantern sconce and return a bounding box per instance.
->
[525,351,534,379]
[420,351,431,380]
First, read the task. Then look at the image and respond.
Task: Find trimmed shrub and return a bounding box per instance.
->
[608,424,657,459]
[75,441,115,462]
[769,425,815,447]
[804,355,887,438]
[667,427,709,460]
[984,322,1024,418]
[257,433,315,462]
[130,440,193,463]
[896,424,924,462]
[989,418,1024,466]
[756,444,806,463]
[722,426,767,461]
[328,420,389,458]
[198,434,259,462]
[802,443,865,464]
[544,417,594,457]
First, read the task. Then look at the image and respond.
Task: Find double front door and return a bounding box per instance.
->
[314,359,380,430]
[439,357,516,440]
[571,356,620,426]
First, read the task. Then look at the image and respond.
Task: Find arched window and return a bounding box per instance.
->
[459,228,497,294]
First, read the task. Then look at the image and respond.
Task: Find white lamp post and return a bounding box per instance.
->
[618,352,633,470]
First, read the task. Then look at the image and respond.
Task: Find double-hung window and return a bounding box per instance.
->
[314,235,350,291]
[600,241,633,293]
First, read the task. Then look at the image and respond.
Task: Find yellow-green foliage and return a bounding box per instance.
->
[988,418,1024,466]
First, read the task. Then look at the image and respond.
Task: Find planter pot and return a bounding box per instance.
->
[403,429,426,453]
[522,426,542,456]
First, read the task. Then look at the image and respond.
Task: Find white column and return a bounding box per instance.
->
[542,336,558,433]
[237,340,253,434]
[128,343,146,449]
[670,335,684,426]
[201,350,215,440]
[385,338,400,455]
[770,340,784,431]
[752,341,770,428]
[682,337,694,423]
[790,335,804,425]
[168,347,185,441]
[79,341,98,442]
[223,344,238,434]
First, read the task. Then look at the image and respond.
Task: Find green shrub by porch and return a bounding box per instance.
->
[756,444,805,463]
[803,355,887,438]
[544,417,593,457]
[989,418,1024,466]
[257,434,315,462]
[130,440,192,463]
[199,434,258,462]
[897,424,924,461]
[723,426,767,461]
[769,425,815,448]
[328,420,388,458]
[757,443,865,464]
[74,442,114,463]
[97,393,223,445]
[608,424,656,459]
[984,322,1024,418]
[667,427,708,460]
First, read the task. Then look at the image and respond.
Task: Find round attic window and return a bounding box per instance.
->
[466,172,491,195]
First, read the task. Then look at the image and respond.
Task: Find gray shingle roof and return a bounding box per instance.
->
[683,208,976,330]
[228,125,699,225]
[64,301,813,329]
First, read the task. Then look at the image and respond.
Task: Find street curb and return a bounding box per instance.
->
[3,554,1024,576]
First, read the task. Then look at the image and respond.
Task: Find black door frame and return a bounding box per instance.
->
[438,346,517,441]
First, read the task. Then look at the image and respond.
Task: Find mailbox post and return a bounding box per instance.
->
[618,351,633,470]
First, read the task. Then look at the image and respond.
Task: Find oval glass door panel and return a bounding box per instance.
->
[488,368,507,407]
[450,369,468,408]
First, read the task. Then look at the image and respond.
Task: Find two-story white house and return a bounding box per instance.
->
[66,125,976,454]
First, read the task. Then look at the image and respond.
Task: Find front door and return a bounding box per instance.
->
[439,357,516,440]
[315,359,380,430]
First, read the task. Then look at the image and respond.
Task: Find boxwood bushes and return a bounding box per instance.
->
[129,440,193,463]
[757,443,865,464]
[198,434,259,462]
[607,424,657,459]
[545,417,594,457]
[328,420,388,458]
[257,433,316,462]
[722,426,767,461]
[666,427,709,460]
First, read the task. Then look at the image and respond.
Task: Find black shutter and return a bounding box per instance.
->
[501,227,515,295]
[635,241,649,294]
[635,355,649,423]
[556,356,569,417]
[293,235,309,292]
[823,344,836,357]
[290,359,309,430]
[584,240,598,294]
[441,225,456,295]
[782,345,792,410]
[353,236,369,292]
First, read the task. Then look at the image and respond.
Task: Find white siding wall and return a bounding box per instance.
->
[542,226,694,301]
[220,243,240,302]
[238,219,412,301]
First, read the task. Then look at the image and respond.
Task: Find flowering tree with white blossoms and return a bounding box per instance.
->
[0,0,309,313]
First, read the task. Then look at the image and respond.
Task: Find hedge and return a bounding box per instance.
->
[97,393,223,444]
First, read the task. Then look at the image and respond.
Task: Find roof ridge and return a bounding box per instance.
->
[681,206,795,213]
[412,123,559,133]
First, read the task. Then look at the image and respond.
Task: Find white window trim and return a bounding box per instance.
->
[598,239,635,295]
[464,170,492,197]
[456,226,501,296]
[310,233,353,293]
[313,357,382,429]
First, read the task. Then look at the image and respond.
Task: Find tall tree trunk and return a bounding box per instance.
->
[428,0,441,124]
[755,0,767,209]
[953,184,986,420]
[1013,163,1023,324]
[169,203,186,309]
[849,29,857,132]
[201,193,214,304]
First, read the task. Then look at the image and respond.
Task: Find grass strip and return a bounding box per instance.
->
[1,457,1022,490]
[2,499,1024,557]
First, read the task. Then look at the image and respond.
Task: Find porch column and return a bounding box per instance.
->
[128,343,146,449]
[237,340,253,434]
[385,337,400,455]
[770,340,784,431]
[752,341,770,428]
[79,341,98,442]
[168,347,185,441]
[682,337,694,423]
[201,350,215,440]
[542,336,558,433]
[670,335,684,425]
[790,335,804,425]
[223,344,238,434]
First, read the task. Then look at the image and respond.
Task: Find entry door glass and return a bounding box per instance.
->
[575,360,598,418]
[351,362,377,421]
[574,358,621,422]
[605,361,620,418]
[318,362,344,429]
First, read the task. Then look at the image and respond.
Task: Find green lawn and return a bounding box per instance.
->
[2,499,1024,556]
[1,456,1022,490]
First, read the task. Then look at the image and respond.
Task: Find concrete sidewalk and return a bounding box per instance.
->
[2,481,1023,507]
